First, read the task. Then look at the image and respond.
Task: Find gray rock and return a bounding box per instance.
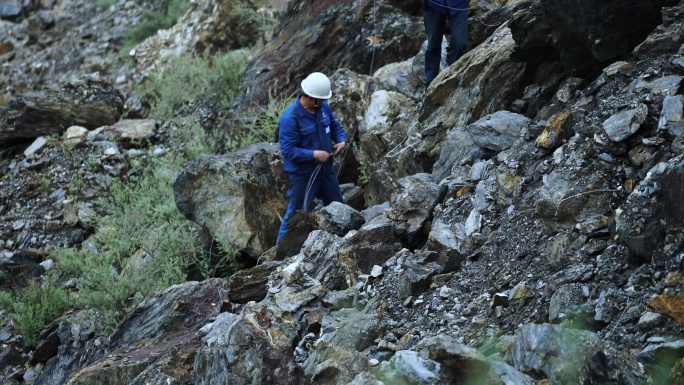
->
[0,344,24,368]
[318,201,366,238]
[659,95,683,131]
[388,173,442,244]
[362,90,413,138]
[637,312,663,328]
[23,136,48,157]
[432,128,484,182]
[425,334,490,383]
[507,324,609,384]
[601,103,648,142]
[301,300,381,384]
[548,283,588,322]
[34,309,106,385]
[228,261,282,303]
[465,110,531,152]
[489,360,536,385]
[373,45,426,101]
[199,312,240,347]
[0,1,22,19]
[194,302,302,385]
[338,215,403,275]
[299,230,351,290]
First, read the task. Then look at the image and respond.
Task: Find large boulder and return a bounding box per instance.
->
[0,79,124,143]
[65,280,228,385]
[173,143,288,258]
[194,302,303,385]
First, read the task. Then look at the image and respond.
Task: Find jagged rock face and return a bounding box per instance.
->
[130,0,272,85]
[360,25,529,206]
[0,0,270,105]
[507,323,607,384]
[194,0,276,52]
[510,0,681,80]
[338,215,404,274]
[173,143,288,258]
[32,309,106,385]
[194,302,303,385]
[614,158,684,264]
[359,90,422,205]
[231,0,424,120]
[52,280,229,385]
[302,299,380,383]
[0,79,124,143]
[540,0,675,78]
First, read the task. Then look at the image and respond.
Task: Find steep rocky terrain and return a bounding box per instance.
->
[1,0,684,384]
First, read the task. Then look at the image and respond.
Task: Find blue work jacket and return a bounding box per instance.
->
[427,0,469,14]
[279,97,347,178]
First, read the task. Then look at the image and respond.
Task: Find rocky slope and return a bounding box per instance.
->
[1,0,684,384]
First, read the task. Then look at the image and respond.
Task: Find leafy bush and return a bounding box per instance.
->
[47,40,250,335]
[141,49,248,120]
[56,157,198,328]
[122,0,190,53]
[243,92,292,144]
[0,278,70,348]
[229,2,277,42]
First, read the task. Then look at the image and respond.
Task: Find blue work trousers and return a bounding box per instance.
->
[424,7,468,88]
[276,169,343,244]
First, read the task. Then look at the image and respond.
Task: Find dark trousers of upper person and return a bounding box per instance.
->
[424,6,468,88]
[276,170,343,244]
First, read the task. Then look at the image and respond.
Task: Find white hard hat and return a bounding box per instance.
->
[301,72,332,99]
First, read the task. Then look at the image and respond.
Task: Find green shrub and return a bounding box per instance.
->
[0,278,70,348]
[243,92,292,144]
[56,157,198,329]
[229,2,277,42]
[0,147,12,176]
[166,115,224,160]
[354,142,369,187]
[141,49,248,120]
[122,0,190,53]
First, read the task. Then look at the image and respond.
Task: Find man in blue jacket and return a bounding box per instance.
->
[424,0,470,88]
[277,72,347,244]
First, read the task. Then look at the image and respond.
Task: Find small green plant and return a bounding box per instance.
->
[0,278,70,348]
[169,116,224,160]
[97,0,116,10]
[354,142,369,187]
[72,170,85,193]
[40,174,51,195]
[190,239,242,280]
[215,241,243,278]
[0,270,9,283]
[0,147,13,175]
[121,0,190,53]
[242,91,292,144]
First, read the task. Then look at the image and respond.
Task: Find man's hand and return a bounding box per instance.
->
[332,142,346,156]
[313,150,332,163]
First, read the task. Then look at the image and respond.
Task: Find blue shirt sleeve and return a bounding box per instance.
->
[279,107,314,163]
